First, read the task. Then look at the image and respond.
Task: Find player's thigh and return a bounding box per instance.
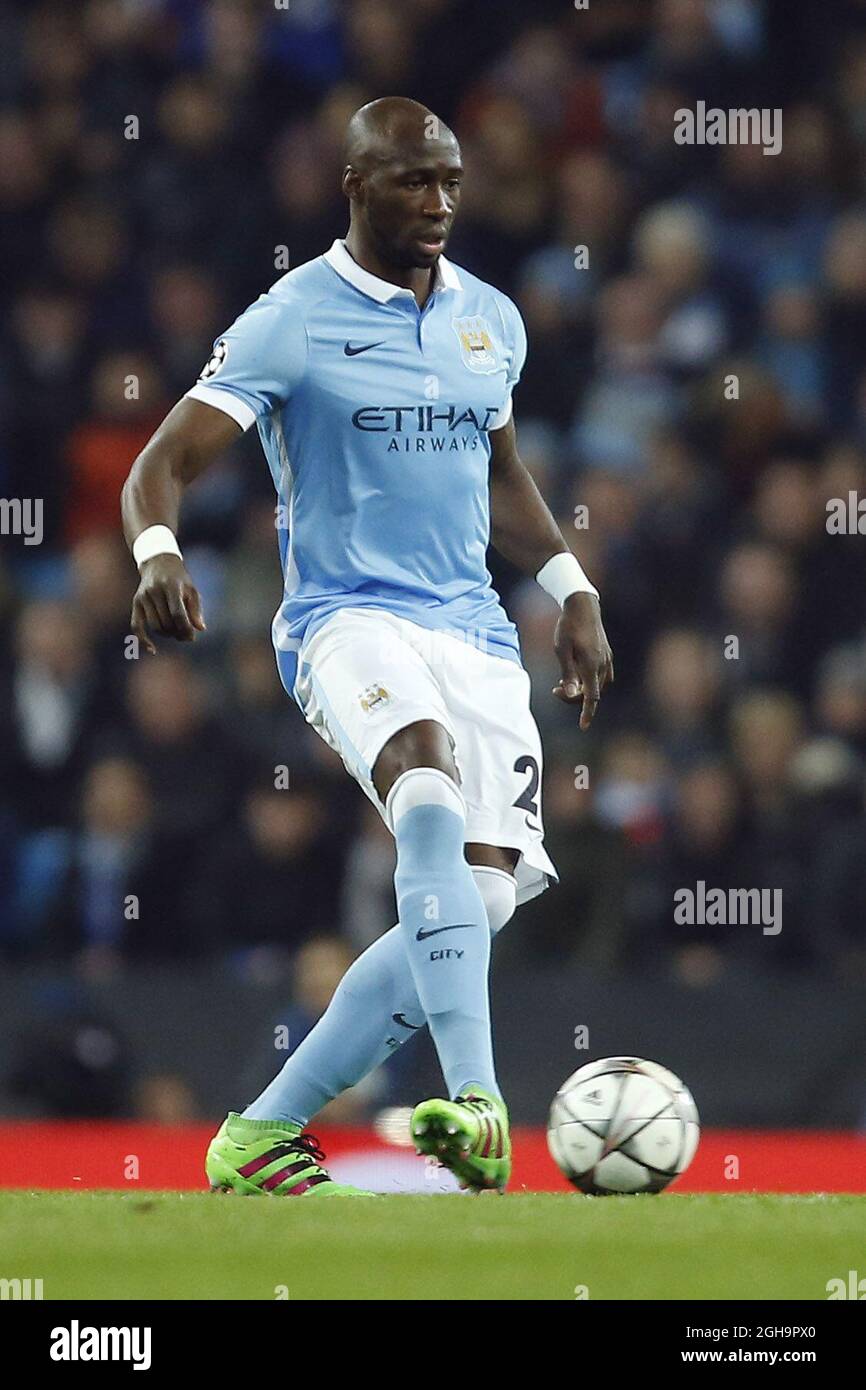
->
[466,842,520,874]
[442,641,547,850]
[294,609,457,807]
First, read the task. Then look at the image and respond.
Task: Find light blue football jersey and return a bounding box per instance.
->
[186,239,527,703]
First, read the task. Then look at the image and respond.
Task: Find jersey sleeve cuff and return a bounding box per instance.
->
[489,393,513,432]
[184,384,258,432]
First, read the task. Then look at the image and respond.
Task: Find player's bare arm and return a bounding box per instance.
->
[488,417,614,728]
[121,398,239,654]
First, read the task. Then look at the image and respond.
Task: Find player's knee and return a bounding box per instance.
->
[372,719,457,802]
[386,765,465,837]
[472,865,517,934]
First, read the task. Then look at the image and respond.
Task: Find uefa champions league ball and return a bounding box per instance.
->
[547,1056,700,1194]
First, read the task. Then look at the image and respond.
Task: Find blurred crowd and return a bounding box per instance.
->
[2,0,866,1008]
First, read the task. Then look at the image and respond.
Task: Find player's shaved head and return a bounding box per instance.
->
[345,97,457,173]
[342,97,463,278]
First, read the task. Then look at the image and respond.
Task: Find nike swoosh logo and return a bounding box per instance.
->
[392,1013,421,1030]
[344,341,384,356]
[415,923,473,941]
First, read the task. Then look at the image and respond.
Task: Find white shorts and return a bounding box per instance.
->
[291,608,557,906]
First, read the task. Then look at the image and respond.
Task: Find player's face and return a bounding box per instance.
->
[364,146,463,269]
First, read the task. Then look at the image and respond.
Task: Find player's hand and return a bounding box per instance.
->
[130,554,206,655]
[552,592,614,729]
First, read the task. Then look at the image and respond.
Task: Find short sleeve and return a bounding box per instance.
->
[489,295,528,431]
[184,295,307,432]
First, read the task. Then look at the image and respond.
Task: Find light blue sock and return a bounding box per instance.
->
[241,863,514,1126]
[390,768,498,1100]
[242,925,423,1125]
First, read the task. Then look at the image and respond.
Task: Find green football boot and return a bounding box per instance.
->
[206,1113,373,1197]
[410,1087,511,1192]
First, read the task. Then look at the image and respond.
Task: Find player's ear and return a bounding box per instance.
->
[342,165,362,202]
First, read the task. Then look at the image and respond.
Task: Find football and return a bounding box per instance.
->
[547,1056,700,1195]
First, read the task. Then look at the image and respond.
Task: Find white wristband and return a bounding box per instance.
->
[132,525,183,569]
[536,551,599,606]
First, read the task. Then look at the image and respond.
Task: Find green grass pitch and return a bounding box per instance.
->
[2,1192,864,1300]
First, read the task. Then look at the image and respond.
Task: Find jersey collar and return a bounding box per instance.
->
[323,238,462,303]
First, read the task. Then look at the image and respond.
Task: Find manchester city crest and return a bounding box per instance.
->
[451,315,499,374]
[359,683,391,714]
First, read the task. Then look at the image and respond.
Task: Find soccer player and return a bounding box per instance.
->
[121,98,612,1196]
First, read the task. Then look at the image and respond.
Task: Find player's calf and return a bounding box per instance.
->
[387,766,498,1101]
